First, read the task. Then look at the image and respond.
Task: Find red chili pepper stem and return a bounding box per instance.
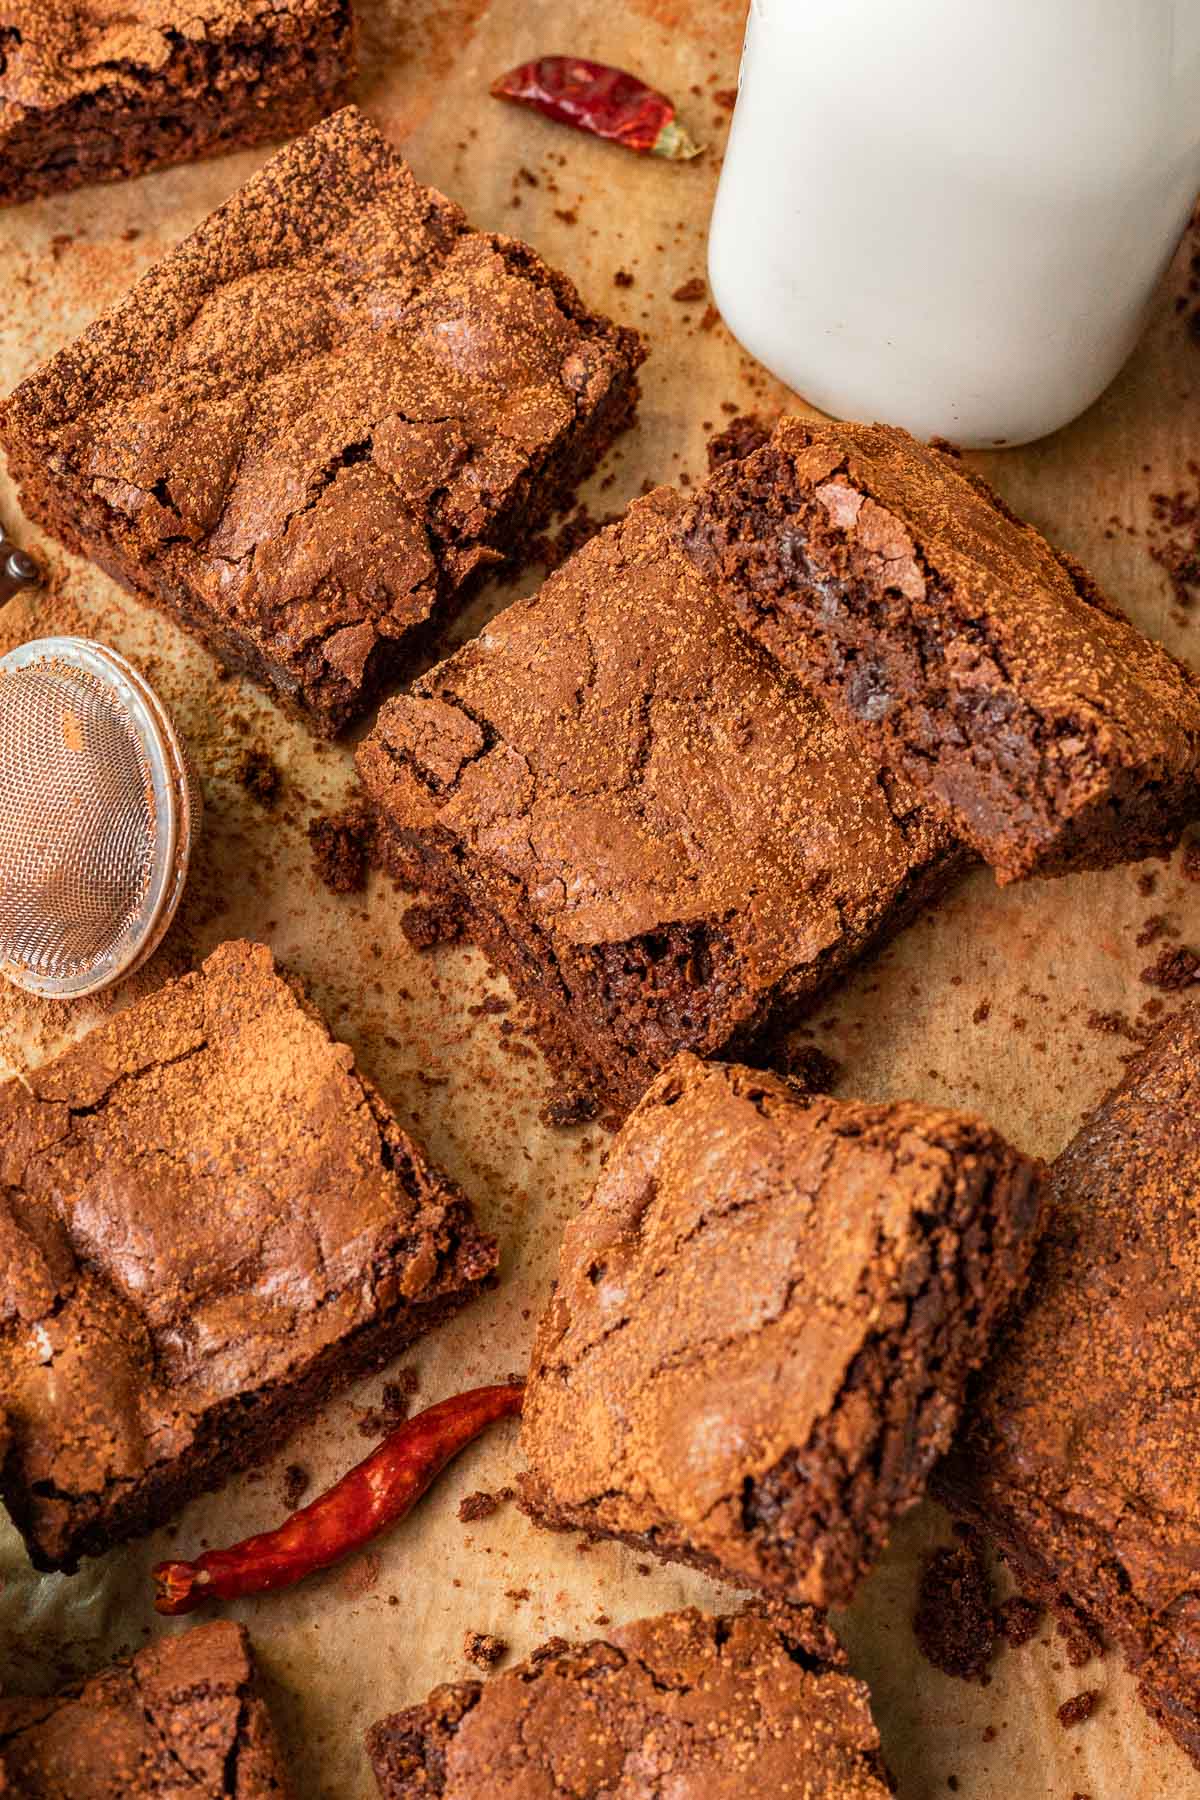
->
[152,1382,524,1616]
[491,57,703,161]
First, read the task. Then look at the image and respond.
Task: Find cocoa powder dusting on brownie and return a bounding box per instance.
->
[913,1541,997,1683]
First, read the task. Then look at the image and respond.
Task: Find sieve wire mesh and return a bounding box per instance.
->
[0,660,157,982]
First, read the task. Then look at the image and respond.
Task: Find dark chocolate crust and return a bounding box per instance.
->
[0,107,643,734]
[357,487,965,1119]
[519,1054,1044,1608]
[0,938,497,1572]
[0,0,356,207]
[366,1602,892,1799]
[678,419,1200,884]
[936,1002,1200,1771]
[0,1620,291,1795]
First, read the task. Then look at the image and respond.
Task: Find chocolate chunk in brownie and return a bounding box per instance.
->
[0,107,644,735]
[519,1053,1043,1606]
[0,1621,290,1795]
[0,938,496,1572]
[366,1602,892,1799]
[0,0,356,207]
[678,419,1200,884]
[936,1001,1200,1770]
[356,486,965,1119]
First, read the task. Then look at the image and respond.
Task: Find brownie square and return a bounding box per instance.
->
[0,937,496,1572]
[0,106,644,735]
[0,1621,290,1795]
[678,419,1200,883]
[520,1053,1043,1607]
[356,486,964,1119]
[937,1003,1200,1769]
[366,1601,891,1799]
[0,0,356,208]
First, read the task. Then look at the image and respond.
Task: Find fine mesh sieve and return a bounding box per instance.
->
[0,639,199,998]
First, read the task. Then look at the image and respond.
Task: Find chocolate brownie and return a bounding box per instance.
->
[0,0,356,208]
[937,1003,1200,1769]
[0,1620,290,1796]
[0,107,643,735]
[0,938,496,1572]
[519,1053,1043,1606]
[366,1601,892,1799]
[356,486,964,1119]
[679,419,1200,883]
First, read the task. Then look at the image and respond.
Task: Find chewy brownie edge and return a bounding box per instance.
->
[0,108,644,735]
[518,1054,1044,1608]
[678,419,1200,884]
[0,1,357,208]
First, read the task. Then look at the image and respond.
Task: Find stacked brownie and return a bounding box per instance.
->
[0,1621,291,1795]
[0,937,495,1571]
[357,487,964,1117]
[679,419,1200,882]
[520,1052,1043,1605]
[366,1602,892,1799]
[0,106,643,733]
[937,1003,1200,1768]
[0,0,356,207]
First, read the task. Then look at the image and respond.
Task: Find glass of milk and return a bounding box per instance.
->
[708,0,1200,445]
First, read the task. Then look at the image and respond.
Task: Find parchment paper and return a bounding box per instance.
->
[2,2,1199,1794]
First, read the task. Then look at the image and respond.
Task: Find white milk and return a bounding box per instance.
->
[708,0,1200,445]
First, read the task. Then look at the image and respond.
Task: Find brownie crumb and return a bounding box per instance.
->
[1139,944,1200,991]
[613,268,635,288]
[914,1541,996,1682]
[1137,869,1159,896]
[539,1084,600,1128]
[237,748,282,808]
[1183,840,1200,882]
[972,999,992,1025]
[1135,913,1174,948]
[529,504,623,573]
[309,801,375,895]
[776,1042,841,1094]
[671,277,707,303]
[458,1486,515,1524]
[463,1630,508,1669]
[996,1595,1043,1648]
[713,87,738,110]
[401,898,466,952]
[281,1463,310,1509]
[1057,1690,1099,1728]
[706,412,774,472]
[356,1372,419,1439]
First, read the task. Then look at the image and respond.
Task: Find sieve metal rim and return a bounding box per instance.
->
[0,637,198,1000]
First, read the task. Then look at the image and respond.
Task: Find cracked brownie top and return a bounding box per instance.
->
[679,419,1200,882]
[0,1620,291,1796]
[0,937,494,1569]
[0,107,642,730]
[366,1602,891,1799]
[357,486,954,974]
[0,0,342,110]
[519,1052,1043,1607]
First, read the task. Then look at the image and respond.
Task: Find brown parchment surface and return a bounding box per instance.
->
[2,2,1200,1794]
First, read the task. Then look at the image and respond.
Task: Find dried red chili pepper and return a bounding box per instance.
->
[491,57,702,161]
[152,1383,523,1615]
